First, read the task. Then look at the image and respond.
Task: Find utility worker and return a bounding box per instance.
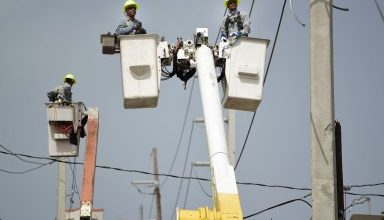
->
[220,0,251,39]
[47,73,88,143]
[115,0,147,36]
[47,73,76,104]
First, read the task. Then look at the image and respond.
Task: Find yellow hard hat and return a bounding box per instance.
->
[224,0,240,8]
[64,73,76,84]
[123,0,140,12]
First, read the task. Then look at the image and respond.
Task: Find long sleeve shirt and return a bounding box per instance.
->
[115,17,143,36]
[220,9,251,37]
[47,82,72,103]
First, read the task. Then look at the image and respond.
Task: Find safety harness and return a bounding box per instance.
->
[224,11,243,37]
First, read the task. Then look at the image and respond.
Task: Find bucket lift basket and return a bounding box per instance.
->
[118,34,161,108]
[222,37,269,112]
[46,102,86,157]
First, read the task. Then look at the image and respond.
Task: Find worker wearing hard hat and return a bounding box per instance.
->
[115,0,147,36]
[47,73,76,104]
[220,0,251,39]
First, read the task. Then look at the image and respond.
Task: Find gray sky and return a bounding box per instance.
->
[0,0,383,219]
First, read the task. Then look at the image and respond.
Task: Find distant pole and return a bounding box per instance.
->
[139,204,144,220]
[310,0,338,219]
[151,148,162,220]
[57,158,66,220]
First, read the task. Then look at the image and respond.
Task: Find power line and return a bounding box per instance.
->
[68,158,81,203]
[289,0,306,27]
[344,196,370,212]
[161,77,195,187]
[214,8,228,45]
[0,149,307,191]
[235,0,288,171]
[349,183,384,188]
[171,122,195,220]
[243,193,312,219]
[182,165,194,208]
[332,4,349,12]
[0,161,54,174]
[238,181,310,191]
[193,167,211,197]
[249,0,256,17]
[0,143,45,165]
[374,0,384,22]
[346,192,384,198]
[2,150,384,195]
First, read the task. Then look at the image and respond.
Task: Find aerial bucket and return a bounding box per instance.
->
[118,34,161,109]
[46,102,86,157]
[222,37,269,112]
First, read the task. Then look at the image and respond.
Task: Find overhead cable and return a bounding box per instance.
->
[346,192,384,198]
[243,193,312,219]
[182,165,194,208]
[160,78,195,187]
[68,158,81,203]
[171,123,195,220]
[0,143,45,165]
[249,0,256,17]
[2,150,384,194]
[0,161,54,174]
[344,196,370,212]
[235,0,288,171]
[193,167,212,197]
[214,9,228,45]
[289,0,306,27]
[332,4,349,12]
[374,0,384,22]
[349,182,384,188]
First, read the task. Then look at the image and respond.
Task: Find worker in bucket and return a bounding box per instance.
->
[220,0,251,39]
[216,0,250,82]
[47,73,76,104]
[47,73,88,143]
[115,0,147,36]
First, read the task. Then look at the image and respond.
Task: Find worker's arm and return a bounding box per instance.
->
[239,11,251,36]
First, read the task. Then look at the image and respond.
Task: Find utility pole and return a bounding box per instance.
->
[310,0,338,219]
[335,121,344,220]
[57,158,66,220]
[139,204,144,220]
[151,148,162,220]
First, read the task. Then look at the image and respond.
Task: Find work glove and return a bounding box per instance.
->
[230,32,242,38]
[135,22,142,29]
[220,32,227,42]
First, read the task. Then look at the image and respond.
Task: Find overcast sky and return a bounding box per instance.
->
[0,0,383,220]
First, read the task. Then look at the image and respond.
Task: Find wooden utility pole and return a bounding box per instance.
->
[151,148,162,220]
[310,0,338,219]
